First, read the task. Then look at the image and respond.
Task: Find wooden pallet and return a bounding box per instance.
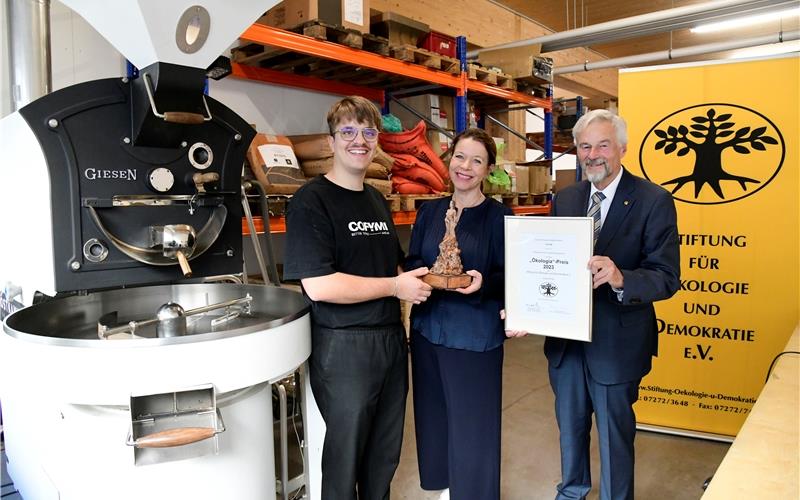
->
[466,63,496,85]
[234,21,389,66]
[362,32,391,56]
[303,22,391,55]
[390,45,460,74]
[385,194,447,212]
[467,64,517,90]
[494,73,517,91]
[502,192,549,207]
[302,21,363,48]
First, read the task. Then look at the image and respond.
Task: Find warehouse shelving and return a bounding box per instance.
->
[233,23,553,234]
[234,24,551,120]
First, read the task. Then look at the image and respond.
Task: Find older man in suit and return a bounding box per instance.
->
[546,109,680,500]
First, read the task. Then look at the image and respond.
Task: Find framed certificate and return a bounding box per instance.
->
[504,216,593,341]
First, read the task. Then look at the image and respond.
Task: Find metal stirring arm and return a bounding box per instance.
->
[97,294,253,339]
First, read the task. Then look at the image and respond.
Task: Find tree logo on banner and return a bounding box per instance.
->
[639,103,785,205]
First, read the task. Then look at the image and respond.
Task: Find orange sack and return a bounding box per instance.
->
[390,153,422,169]
[390,153,446,192]
[392,164,445,192]
[379,121,448,181]
[392,175,433,194]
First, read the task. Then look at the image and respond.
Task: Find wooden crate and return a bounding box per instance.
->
[500,192,549,208]
[385,194,447,212]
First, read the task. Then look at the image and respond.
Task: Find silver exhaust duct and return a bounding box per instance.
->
[6,0,51,111]
[469,0,797,57]
[555,29,800,74]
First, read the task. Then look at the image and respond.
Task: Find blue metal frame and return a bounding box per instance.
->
[381,93,391,115]
[574,95,584,181]
[455,36,468,133]
[544,85,553,162]
[126,60,139,79]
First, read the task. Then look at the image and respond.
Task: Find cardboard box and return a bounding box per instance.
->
[370,11,429,46]
[388,94,454,154]
[477,45,552,83]
[555,169,578,193]
[260,0,369,33]
[430,95,454,154]
[482,177,510,195]
[514,165,529,194]
[516,159,552,194]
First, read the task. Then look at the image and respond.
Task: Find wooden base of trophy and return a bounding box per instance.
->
[422,273,472,290]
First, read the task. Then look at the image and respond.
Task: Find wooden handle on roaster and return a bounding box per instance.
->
[176,250,192,278]
[163,111,205,125]
[134,427,215,448]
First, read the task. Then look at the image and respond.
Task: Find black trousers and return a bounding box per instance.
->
[410,330,503,500]
[309,324,408,500]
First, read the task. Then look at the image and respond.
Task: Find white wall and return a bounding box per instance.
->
[210,76,339,135]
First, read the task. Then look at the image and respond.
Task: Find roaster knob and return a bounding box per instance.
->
[148,167,175,193]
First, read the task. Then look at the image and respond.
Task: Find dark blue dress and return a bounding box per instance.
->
[404,195,512,499]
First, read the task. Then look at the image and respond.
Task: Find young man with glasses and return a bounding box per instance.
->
[284,96,432,499]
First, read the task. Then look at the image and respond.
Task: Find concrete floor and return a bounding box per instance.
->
[1,334,730,500]
[391,334,731,500]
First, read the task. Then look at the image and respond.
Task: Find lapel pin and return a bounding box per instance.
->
[624,200,629,206]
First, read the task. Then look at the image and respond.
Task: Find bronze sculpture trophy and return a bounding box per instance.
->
[422,200,473,289]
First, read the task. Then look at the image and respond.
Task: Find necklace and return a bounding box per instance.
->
[453,192,485,210]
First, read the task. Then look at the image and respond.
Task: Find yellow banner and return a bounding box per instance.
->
[620,55,800,436]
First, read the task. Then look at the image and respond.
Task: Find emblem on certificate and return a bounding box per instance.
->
[504,216,594,341]
[423,200,473,290]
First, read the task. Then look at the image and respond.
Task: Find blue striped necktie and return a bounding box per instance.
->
[588,192,606,247]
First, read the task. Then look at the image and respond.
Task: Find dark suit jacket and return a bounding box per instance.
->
[544,168,680,385]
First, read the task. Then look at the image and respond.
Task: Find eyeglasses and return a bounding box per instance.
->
[334,126,380,142]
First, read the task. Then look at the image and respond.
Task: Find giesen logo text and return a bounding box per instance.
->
[348,220,390,236]
[84,168,137,181]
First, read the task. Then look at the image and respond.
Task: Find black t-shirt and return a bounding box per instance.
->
[283,175,403,329]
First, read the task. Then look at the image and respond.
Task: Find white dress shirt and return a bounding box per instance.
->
[588,166,624,229]
[589,167,625,299]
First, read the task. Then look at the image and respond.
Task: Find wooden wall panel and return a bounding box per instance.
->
[371,0,618,99]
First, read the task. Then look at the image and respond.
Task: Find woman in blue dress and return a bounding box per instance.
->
[405,128,513,500]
